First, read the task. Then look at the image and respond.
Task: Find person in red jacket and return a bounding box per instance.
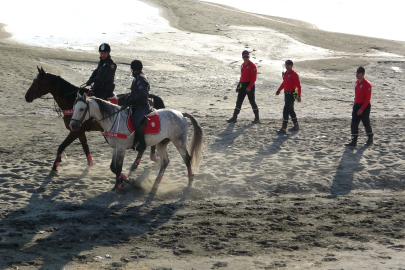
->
[345,66,373,147]
[276,60,301,134]
[227,50,259,124]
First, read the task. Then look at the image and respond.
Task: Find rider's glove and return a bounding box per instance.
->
[85,79,93,86]
[236,83,242,93]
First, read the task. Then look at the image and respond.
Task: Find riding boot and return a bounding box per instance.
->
[345,136,358,147]
[135,128,147,152]
[289,118,299,131]
[252,109,260,124]
[131,132,138,150]
[227,109,239,123]
[365,133,374,146]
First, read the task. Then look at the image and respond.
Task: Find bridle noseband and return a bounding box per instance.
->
[70,97,90,126]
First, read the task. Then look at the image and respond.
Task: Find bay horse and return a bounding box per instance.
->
[70,93,203,191]
[25,67,165,173]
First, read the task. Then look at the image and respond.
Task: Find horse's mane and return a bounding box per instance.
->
[91,97,119,120]
[46,73,79,96]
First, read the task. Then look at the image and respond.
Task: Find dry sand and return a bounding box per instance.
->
[1,1,405,269]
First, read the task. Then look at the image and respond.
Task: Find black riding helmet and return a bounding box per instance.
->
[99,43,111,52]
[131,60,143,71]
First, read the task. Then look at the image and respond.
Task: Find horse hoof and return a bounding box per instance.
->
[49,170,59,177]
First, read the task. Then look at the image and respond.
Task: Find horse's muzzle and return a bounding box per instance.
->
[25,94,35,103]
[69,121,81,131]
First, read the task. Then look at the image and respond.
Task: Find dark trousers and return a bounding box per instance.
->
[282,92,297,127]
[131,105,150,130]
[235,82,258,113]
[351,103,372,136]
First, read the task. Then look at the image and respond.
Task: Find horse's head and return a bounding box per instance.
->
[25,66,54,103]
[70,92,90,131]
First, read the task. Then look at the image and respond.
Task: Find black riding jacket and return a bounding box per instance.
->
[88,55,116,89]
[129,71,150,107]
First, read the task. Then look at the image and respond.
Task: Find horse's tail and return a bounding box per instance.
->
[182,112,203,172]
[149,94,166,109]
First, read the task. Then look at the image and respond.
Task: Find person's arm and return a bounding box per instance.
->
[130,79,149,101]
[278,81,285,92]
[295,74,302,97]
[93,63,116,84]
[247,65,257,89]
[86,69,98,85]
[360,84,372,111]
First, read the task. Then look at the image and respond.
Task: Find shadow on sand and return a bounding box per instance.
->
[0,169,189,270]
[328,146,368,198]
[210,122,253,151]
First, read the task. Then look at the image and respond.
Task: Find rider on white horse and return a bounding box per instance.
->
[123,60,150,151]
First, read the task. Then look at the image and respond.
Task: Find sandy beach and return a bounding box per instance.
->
[1,0,405,269]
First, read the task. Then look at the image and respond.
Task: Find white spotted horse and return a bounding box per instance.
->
[70,93,203,191]
[25,67,165,173]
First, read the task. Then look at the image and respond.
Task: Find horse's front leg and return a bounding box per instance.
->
[51,132,79,172]
[110,147,127,191]
[78,132,93,169]
[128,149,145,178]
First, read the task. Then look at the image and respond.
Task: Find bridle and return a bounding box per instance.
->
[71,96,126,127]
[70,97,91,126]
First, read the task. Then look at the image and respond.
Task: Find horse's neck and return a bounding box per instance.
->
[89,100,119,131]
[49,77,77,110]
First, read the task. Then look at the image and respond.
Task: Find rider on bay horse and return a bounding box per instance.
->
[123,60,150,151]
[85,43,117,103]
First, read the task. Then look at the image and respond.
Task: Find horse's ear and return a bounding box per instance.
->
[37,66,41,73]
[40,67,45,73]
[83,92,87,100]
[77,91,81,99]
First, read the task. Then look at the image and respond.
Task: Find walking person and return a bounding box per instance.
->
[85,43,117,103]
[345,66,373,147]
[276,60,301,134]
[227,50,259,124]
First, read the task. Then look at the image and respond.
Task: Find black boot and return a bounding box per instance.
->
[345,136,358,147]
[365,133,373,146]
[277,126,287,134]
[131,132,138,150]
[289,119,299,131]
[252,109,260,124]
[135,129,146,152]
[227,109,239,123]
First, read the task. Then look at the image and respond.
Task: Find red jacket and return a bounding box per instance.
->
[355,79,372,111]
[239,60,257,89]
[278,70,301,96]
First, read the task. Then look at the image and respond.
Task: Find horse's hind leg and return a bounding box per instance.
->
[128,149,145,178]
[150,145,157,161]
[78,133,94,169]
[52,132,79,172]
[153,139,170,186]
[172,137,194,186]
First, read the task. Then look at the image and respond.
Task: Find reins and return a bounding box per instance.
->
[72,98,127,125]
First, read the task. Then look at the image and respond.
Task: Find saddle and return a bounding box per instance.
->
[127,108,161,134]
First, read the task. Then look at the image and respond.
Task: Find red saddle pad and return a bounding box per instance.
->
[127,111,161,134]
